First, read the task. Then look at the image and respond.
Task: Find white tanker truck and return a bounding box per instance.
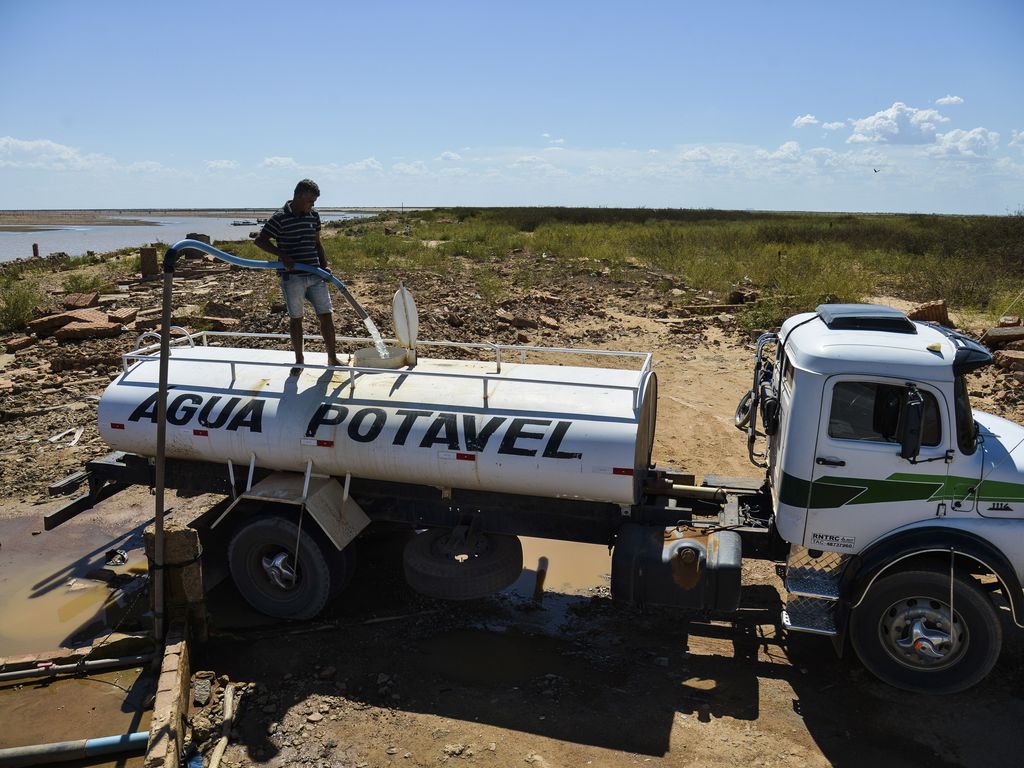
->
[47,244,1024,695]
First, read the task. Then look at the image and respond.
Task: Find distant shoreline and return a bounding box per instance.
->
[0,207,426,233]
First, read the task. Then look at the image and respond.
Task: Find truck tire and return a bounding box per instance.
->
[403,529,523,601]
[849,569,1002,694]
[228,513,354,620]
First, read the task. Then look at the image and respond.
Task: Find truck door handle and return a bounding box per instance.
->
[816,457,846,467]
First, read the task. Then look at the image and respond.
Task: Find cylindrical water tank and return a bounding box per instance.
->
[98,346,657,505]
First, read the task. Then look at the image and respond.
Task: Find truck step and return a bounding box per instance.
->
[782,596,838,637]
[784,546,847,600]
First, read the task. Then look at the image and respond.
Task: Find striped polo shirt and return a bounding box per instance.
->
[259,202,322,269]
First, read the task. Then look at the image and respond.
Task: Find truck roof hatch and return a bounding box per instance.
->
[919,322,993,373]
[815,304,917,334]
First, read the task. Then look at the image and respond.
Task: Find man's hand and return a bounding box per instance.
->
[282,255,295,271]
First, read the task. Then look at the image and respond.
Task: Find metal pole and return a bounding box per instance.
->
[0,654,154,684]
[152,268,174,642]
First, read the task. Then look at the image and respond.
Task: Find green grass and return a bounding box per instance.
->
[61,272,111,294]
[409,208,1023,317]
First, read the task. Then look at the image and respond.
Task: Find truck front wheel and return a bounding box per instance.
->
[849,569,1001,694]
[228,513,355,620]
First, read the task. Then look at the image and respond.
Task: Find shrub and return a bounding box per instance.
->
[0,281,42,332]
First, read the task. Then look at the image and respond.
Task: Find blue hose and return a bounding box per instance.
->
[163,238,370,320]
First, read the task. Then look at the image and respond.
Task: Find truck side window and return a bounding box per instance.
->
[953,375,977,455]
[828,382,941,446]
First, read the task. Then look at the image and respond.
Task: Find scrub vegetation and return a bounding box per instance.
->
[5,207,1019,334]
[320,207,1024,330]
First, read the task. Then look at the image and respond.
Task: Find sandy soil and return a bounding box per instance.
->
[1,239,1023,767]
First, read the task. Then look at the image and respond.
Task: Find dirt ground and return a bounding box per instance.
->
[1,240,1024,767]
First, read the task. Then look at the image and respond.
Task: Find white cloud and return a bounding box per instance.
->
[342,157,383,172]
[125,160,166,173]
[935,95,964,106]
[823,121,846,131]
[0,136,113,171]
[848,102,949,144]
[759,141,803,161]
[792,114,818,128]
[929,127,1000,158]
[206,159,238,170]
[548,137,566,145]
[261,156,298,168]
[392,161,428,175]
[1010,130,1024,149]
[439,151,461,161]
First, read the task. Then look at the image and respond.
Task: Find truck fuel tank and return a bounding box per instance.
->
[611,524,743,612]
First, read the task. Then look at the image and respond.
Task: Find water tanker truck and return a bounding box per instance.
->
[49,242,1024,694]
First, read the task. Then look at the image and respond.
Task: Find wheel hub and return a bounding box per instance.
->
[881,597,965,670]
[261,551,297,590]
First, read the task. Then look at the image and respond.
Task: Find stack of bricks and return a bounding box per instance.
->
[145,621,190,768]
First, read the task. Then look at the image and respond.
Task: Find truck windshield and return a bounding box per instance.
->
[954,375,977,455]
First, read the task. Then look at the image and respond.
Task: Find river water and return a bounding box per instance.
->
[0,212,366,263]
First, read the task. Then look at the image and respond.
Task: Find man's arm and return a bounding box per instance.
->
[253,231,294,270]
[315,234,328,270]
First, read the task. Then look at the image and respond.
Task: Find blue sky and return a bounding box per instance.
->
[1,0,1022,213]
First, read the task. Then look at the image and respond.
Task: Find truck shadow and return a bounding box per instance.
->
[198,532,1024,765]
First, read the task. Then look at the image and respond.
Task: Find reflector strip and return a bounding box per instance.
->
[193,429,208,436]
[111,423,125,430]
[301,438,335,447]
[613,467,635,476]
[456,452,476,461]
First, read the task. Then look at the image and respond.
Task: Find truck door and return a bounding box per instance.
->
[803,376,950,554]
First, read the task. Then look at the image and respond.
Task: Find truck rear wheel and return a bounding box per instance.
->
[404,528,523,600]
[849,569,1001,694]
[228,513,355,620]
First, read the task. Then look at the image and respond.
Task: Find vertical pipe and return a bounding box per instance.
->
[153,270,174,642]
[32,243,39,259]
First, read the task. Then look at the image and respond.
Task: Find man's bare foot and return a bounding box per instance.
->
[290,359,304,377]
[327,357,342,367]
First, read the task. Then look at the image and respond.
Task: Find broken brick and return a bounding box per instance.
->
[63,292,100,310]
[107,307,139,325]
[5,336,36,353]
[54,321,123,341]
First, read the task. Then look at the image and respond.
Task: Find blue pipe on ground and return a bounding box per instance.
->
[0,730,148,767]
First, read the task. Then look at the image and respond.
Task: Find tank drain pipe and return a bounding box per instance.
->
[0,731,148,767]
[0,653,154,684]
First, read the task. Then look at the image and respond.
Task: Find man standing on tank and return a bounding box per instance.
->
[255,179,341,371]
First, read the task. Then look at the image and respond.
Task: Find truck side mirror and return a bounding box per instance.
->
[898,387,924,460]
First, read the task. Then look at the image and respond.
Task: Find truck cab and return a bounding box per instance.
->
[744,304,1024,693]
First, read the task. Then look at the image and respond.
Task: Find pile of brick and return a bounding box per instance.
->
[25,305,141,341]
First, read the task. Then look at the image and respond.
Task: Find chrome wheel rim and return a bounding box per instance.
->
[879,595,967,670]
[261,551,298,590]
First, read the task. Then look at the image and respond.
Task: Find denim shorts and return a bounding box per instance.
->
[281,272,333,318]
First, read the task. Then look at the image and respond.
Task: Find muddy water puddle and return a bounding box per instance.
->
[0,514,147,657]
[509,536,611,598]
[0,666,152,766]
